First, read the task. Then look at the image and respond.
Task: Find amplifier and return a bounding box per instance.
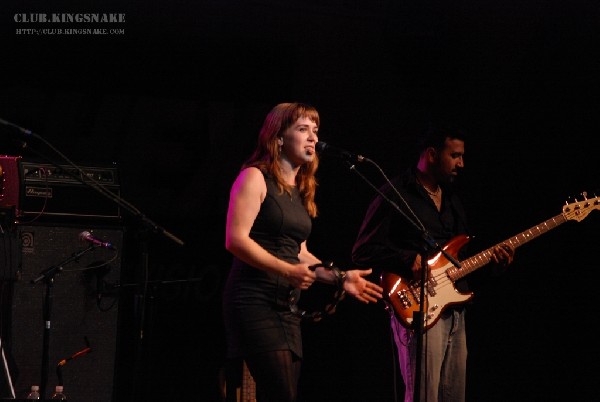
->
[0,156,121,222]
[0,155,20,211]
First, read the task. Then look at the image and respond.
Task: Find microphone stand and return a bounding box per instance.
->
[337,157,460,402]
[1,118,185,401]
[31,245,96,399]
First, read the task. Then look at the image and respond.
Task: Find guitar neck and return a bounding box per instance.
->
[453,212,567,280]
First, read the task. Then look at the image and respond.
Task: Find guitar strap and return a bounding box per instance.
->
[444,189,473,293]
[445,188,470,258]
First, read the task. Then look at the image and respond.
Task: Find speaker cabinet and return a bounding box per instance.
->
[8,223,123,400]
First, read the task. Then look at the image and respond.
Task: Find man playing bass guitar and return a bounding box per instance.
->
[352,124,515,402]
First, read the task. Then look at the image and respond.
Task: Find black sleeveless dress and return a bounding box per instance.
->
[223,172,312,359]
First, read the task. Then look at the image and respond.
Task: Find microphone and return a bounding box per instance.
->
[0,117,36,137]
[79,231,116,250]
[315,141,367,163]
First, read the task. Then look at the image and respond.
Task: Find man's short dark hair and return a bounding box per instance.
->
[416,123,468,155]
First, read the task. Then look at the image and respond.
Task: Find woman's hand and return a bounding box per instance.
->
[343,269,383,303]
[288,263,317,290]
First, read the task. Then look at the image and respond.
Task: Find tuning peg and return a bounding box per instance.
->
[581,191,588,200]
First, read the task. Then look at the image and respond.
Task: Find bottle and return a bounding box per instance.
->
[25,385,40,399]
[50,385,67,400]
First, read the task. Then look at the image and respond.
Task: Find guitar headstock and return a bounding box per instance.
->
[562,192,600,222]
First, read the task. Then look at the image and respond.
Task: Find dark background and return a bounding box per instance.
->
[1,1,599,401]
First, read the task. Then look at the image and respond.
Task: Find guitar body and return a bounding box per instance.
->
[381,234,474,330]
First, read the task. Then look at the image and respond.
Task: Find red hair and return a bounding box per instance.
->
[243,102,320,217]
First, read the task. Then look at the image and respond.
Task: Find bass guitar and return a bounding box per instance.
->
[381,194,600,330]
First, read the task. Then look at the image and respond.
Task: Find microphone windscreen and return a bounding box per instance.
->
[316,142,328,153]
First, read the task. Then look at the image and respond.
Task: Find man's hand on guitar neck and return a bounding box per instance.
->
[490,243,515,267]
[410,241,515,280]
